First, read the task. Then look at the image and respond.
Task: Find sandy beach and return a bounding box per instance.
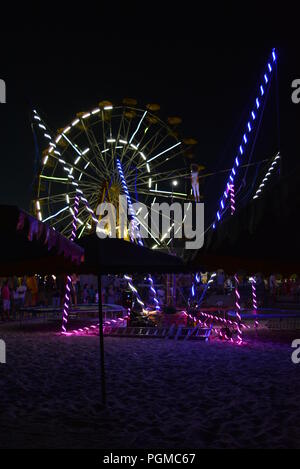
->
[0,320,300,449]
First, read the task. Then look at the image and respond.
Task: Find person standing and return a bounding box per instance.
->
[26,276,38,306]
[216,271,225,295]
[1,281,11,321]
[191,164,201,202]
[71,274,79,306]
[269,274,277,303]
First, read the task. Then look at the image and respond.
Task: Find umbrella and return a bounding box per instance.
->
[191,168,300,275]
[0,205,84,276]
[75,234,185,404]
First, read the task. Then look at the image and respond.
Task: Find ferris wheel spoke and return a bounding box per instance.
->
[140,126,170,156]
[122,124,164,175]
[130,196,162,247]
[44,150,104,187]
[37,192,77,203]
[145,147,186,174]
[79,121,111,177]
[127,168,189,189]
[60,131,106,181]
[40,175,70,184]
[99,111,117,179]
[137,189,188,201]
[119,116,133,160]
[120,118,156,175]
[114,108,126,152]
[129,111,147,144]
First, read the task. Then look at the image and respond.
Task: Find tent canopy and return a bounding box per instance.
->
[76,234,185,275]
[0,205,84,276]
[192,169,300,275]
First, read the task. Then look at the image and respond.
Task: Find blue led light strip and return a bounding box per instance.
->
[116,159,161,312]
[213,48,277,228]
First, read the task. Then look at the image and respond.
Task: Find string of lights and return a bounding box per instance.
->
[116,158,161,313]
[214,48,277,228]
[62,195,80,334]
[253,152,281,200]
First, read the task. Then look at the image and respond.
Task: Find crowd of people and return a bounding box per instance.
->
[1,272,300,321]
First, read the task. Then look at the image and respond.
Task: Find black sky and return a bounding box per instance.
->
[1,5,300,224]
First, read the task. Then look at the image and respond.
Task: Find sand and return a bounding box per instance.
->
[0,320,300,449]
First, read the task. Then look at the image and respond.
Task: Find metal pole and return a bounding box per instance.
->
[98,275,106,405]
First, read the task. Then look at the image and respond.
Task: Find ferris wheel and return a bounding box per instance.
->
[33,99,200,255]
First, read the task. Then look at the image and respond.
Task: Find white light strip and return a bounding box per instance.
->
[43,206,69,222]
[40,175,68,181]
[253,153,280,200]
[129,111,147,143]
[147,142,181,163]
[150,189,187,197]
[62,134,81,155]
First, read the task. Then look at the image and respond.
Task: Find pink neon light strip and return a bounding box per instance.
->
[230,184,236,216]
[251,277,259,331]
[234,274,243,345]
[61,195,80,333]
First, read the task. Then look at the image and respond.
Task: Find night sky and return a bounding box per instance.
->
[1,7,300,225]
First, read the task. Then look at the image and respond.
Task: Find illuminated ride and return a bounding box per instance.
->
[32,100,204,332]
[33,99,201,254]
